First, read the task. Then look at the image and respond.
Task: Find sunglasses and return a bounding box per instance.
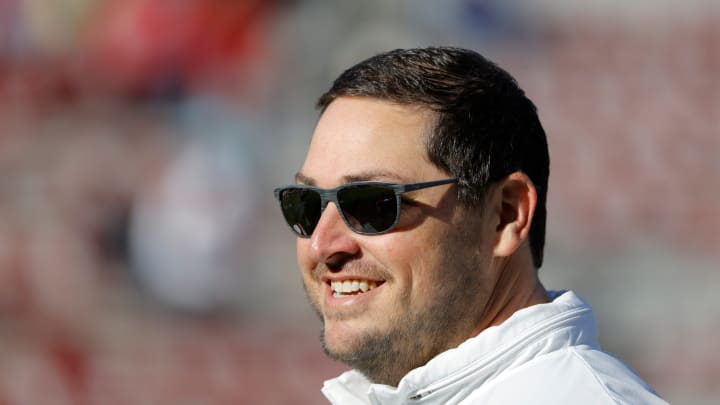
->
[274,178,458,237]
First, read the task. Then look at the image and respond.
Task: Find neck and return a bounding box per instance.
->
[474,251,548,334]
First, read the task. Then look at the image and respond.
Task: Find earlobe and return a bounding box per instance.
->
[493,172,537,257]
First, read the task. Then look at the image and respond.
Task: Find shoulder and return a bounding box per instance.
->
[463,346,669,404]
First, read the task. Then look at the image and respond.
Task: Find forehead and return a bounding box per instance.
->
[300,97,440,185]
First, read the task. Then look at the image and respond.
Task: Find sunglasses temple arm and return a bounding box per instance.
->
[399,178,458,193]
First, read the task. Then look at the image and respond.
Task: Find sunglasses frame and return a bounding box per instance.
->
[273,178,458,237]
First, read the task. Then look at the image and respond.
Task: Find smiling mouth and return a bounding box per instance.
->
[329,279,383,297]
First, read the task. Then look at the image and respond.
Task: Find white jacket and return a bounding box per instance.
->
[322,291,668,404]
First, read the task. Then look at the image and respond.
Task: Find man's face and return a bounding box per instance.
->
[296,97,496,385]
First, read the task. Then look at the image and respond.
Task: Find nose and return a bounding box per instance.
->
[304,202,360,268]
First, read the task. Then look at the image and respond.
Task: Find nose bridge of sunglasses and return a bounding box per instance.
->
[312,190,352,234]
[313,188,346,227]
[317,188,338,209]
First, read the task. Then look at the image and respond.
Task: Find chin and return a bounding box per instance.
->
[321,319,354,349]
[320,325,354,360]
[321,317,374,354]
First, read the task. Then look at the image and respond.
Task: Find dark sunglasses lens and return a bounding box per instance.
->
[338,185,398,234]
[279,188,321,237]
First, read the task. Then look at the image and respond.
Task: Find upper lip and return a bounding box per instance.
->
[321,274,385,284]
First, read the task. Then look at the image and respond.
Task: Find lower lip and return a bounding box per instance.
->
[324,283,383,309]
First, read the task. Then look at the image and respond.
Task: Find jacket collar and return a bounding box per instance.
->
[322,291,599,404]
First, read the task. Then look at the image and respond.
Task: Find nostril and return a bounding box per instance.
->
[325,251,357,271]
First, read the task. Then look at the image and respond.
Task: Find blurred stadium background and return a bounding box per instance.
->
[0,0,718,403]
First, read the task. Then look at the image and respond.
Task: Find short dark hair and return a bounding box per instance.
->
[317,47,550,268]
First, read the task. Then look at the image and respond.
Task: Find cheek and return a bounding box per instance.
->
[296,240,319,287]
[378,233,444,300]
[296,240,306,264]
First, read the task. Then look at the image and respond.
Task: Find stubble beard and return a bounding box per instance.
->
[310,244,488,387]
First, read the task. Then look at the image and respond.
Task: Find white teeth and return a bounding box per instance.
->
[331,279,380,296]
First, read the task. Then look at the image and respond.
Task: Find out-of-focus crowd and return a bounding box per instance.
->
[0,0,718,403]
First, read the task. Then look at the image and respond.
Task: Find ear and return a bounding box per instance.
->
[491,172,537,257]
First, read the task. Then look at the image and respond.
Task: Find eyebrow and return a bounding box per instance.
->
[295,170,410,186]
[294,172,314,185]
